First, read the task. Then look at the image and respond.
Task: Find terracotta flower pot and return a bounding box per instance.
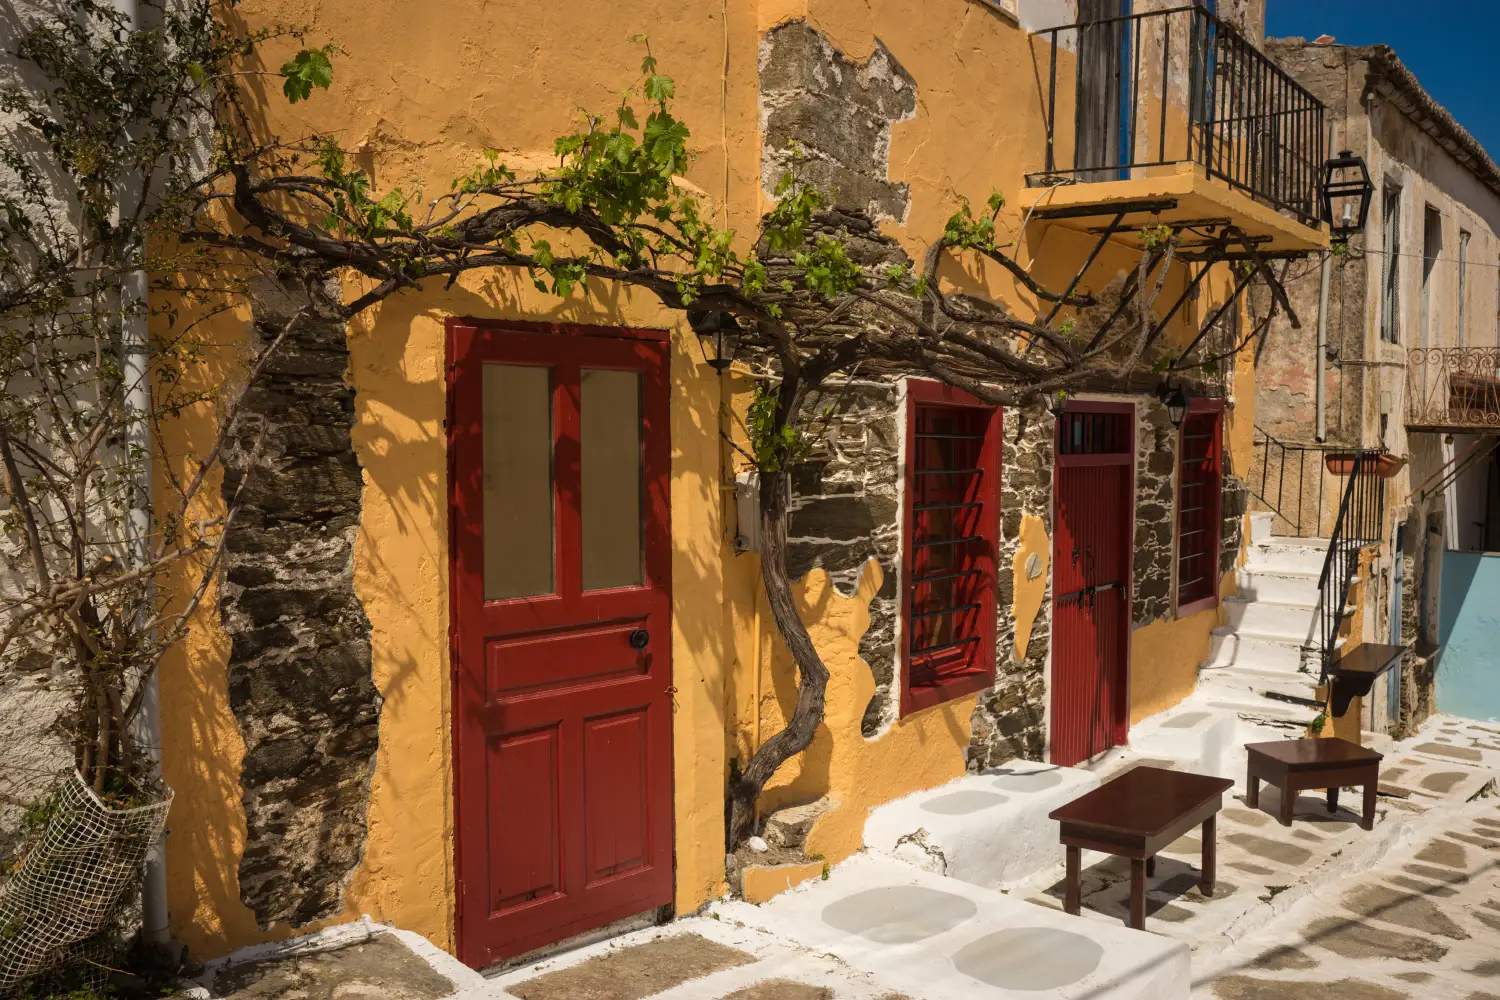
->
[1324,453,1407,478]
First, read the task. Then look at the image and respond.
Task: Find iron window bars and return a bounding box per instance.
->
[907,403,995,698]
[1176,408,1223,611]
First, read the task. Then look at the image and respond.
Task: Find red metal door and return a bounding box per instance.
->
[1051,405,1133,767]
[448,320,673,968]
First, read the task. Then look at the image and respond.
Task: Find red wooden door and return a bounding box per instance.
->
[1051,405,1133,767]
[448,320,674,968]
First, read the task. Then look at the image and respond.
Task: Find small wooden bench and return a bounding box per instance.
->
[1245,737,1382,830]
[1049,765,1233,930]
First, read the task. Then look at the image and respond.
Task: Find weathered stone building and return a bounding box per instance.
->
[1258,38,1500,733]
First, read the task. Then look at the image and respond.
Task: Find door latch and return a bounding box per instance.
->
[629,628,650,650]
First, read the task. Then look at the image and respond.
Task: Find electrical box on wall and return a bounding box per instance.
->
[734,471,760,552]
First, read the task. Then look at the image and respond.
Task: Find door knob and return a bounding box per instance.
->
[629,628,650,650]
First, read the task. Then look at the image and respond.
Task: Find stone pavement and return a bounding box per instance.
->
[192,716,1500,1000]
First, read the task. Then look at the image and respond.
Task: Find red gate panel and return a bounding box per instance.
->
[1051,405,1133,767]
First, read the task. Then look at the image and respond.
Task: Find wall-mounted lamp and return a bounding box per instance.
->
[688,307,740,372]
[1157,382,1189,428]
[1049,391,1068,422]
[1320,150,1375,238]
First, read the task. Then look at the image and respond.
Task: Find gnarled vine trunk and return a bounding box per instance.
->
[725,372,836,848]
[727,467,833,847]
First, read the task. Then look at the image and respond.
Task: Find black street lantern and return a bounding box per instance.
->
[1049,391,1068,422]
[1157,382,1189,428]
[688,308,740,372]
[1320,149,1375,238]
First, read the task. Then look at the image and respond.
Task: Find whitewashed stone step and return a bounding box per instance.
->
[1198,661,1319,696]
[1235,568,1320,606]
[863,760,1099,890]
[723,853,1191,999]
[1206,630,1308,673]
[1245,540,1330,576]
[1221,598,1318,643]
[1128,707,1240,780]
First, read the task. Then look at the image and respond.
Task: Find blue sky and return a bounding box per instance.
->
[1265,1,1500,161]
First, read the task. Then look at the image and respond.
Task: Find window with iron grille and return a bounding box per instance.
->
[901,381,1001,717]
[1176,405,1224,615]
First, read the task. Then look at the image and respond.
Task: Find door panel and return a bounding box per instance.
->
[583,710,651,880]
[1051,408,1133,767]
[486,727,561,913]
[450,322,673,967]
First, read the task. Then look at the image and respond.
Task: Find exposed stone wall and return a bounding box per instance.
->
[759,20,917,222]
[1215,0,1266,47]
[219,278,380,929]
[1221,473,1248,576]
[1256,41,1371,450]
[788,388,1056,759]
[1133,400,1177,626]
[969,402,1053,768]
[787,381,903,736]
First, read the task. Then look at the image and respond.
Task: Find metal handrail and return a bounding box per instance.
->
[1314,451,1386,679]
[1033,4,1325,226]
[1249,428,1354,538]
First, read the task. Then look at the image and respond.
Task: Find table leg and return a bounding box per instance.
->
[1246,772,1259,810]
[1362,776,1378,831]
[1200,815,1217,897]
[1146,855,1156,877]
[1279,783,1295,826]
[1327,785,1339,814]
[1129,858,1146,930]
[1065,845,1081,915]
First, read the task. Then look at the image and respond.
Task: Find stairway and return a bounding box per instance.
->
[1196,516,1332,727]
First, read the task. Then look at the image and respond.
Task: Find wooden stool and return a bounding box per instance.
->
[1245,737,1382,830]
[1049,766,1233,930]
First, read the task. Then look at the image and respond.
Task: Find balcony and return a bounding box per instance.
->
[1027,5,1328,258]
[1406,347,1500,432]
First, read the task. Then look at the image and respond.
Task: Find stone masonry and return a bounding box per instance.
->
[219,277,380,929]
[969,401,1053,767]
[1133,399,1178,626]
[759,20,917,222]
[787,380,903,736]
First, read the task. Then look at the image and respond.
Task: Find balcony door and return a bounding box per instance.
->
[448,320,674,968]
[1075,0,1129,181]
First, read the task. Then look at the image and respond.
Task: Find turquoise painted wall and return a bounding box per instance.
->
[1438,551,1500,722]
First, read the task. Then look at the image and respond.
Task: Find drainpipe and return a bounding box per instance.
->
[113,0,170,949]
[1315,124,1335,442]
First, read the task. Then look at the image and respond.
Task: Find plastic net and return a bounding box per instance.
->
[0,772,172,992]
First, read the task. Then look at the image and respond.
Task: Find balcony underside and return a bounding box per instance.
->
[1025,162,1330,260]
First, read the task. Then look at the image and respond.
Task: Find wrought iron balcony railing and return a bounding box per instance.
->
[1406,347,1500,431]
[1032,5,1326,227]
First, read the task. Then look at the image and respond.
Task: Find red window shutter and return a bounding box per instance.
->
[901,381,1001,717]
[1176,407,1224,614]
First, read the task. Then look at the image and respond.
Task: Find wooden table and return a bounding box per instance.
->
[1049,766,1234,930]
[1245,737,1382,830]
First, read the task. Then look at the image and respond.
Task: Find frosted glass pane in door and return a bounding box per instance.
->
[483,364,554,599]
[581,368,643,590]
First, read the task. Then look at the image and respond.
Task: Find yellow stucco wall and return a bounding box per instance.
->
[151,0,1307,960]
[1012,514,1050,664]
[726,557,978,868]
